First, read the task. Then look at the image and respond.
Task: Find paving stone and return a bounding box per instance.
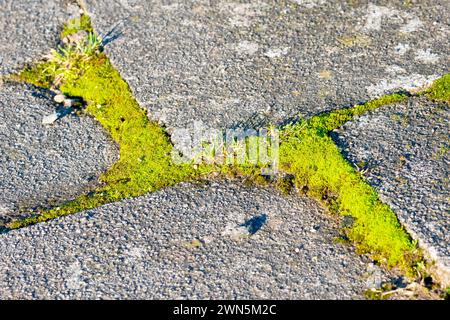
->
[0,82,118,224]
[0,181,389,299]
[85,0,449,142]
[0,0,79,75]
[333,96,449,286]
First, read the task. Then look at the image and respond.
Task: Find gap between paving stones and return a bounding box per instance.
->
[3,13,450,292]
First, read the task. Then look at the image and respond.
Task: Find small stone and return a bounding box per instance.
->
[264,47,289,58]
[268,218,282,231]
[62,30,88,45]
[342,216,355,228]
[54,94,65,103]
[42,112,59,125]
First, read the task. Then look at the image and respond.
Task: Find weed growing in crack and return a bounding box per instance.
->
[17,15,102,88]
[46,35,103,86]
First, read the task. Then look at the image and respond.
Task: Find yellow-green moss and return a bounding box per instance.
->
[10,48,420,271]
[9,53,210,228]
[10,15,212,227]
[17,62,55,88]
[9,50,260,227]
[61,14,93,38]
[8,48,420,272]
[427,73,450,104]
[10,14,450,276]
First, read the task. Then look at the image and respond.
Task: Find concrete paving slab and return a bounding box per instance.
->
[85,0,449,140]
[0,0,79,75]
[0,82,118,224]
[0,181,388,299]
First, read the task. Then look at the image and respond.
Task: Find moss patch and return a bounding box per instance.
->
[9,52,211,228]
[277,93,419,271]
[10,14,450,276]
[61,14,93,38]
[10,44,420,271]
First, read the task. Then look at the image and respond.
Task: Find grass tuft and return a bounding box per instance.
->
[16,17,102,88]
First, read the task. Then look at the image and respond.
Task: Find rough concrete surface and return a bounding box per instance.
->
[85,0,449,141]
[0,82,118,224]
[0,0,448,300]
[0,181,388,299]
[0,0,79,75]
[334,96,449,286]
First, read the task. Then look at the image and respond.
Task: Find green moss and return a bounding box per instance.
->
[304,92,409,133]
[364,289,385,300]
[65,56,201,195]
[16,47,418,268]
[8,42,421,272]
[10,41,261,228]
[427,73,450,103]
[61,14,93,38]
[15,62,54,88]
[275,174,295,195]
[433,145,450,160]
[13,33,102,89]
[10,14,450,276]
[278,93,419,271]
[9,53,208,228]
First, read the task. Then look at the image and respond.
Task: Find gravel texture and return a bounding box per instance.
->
[0,181,388,299]
[0,82,118,224]
[334,96,450,286]
[0,0,79,75]
[85,0,449,145]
